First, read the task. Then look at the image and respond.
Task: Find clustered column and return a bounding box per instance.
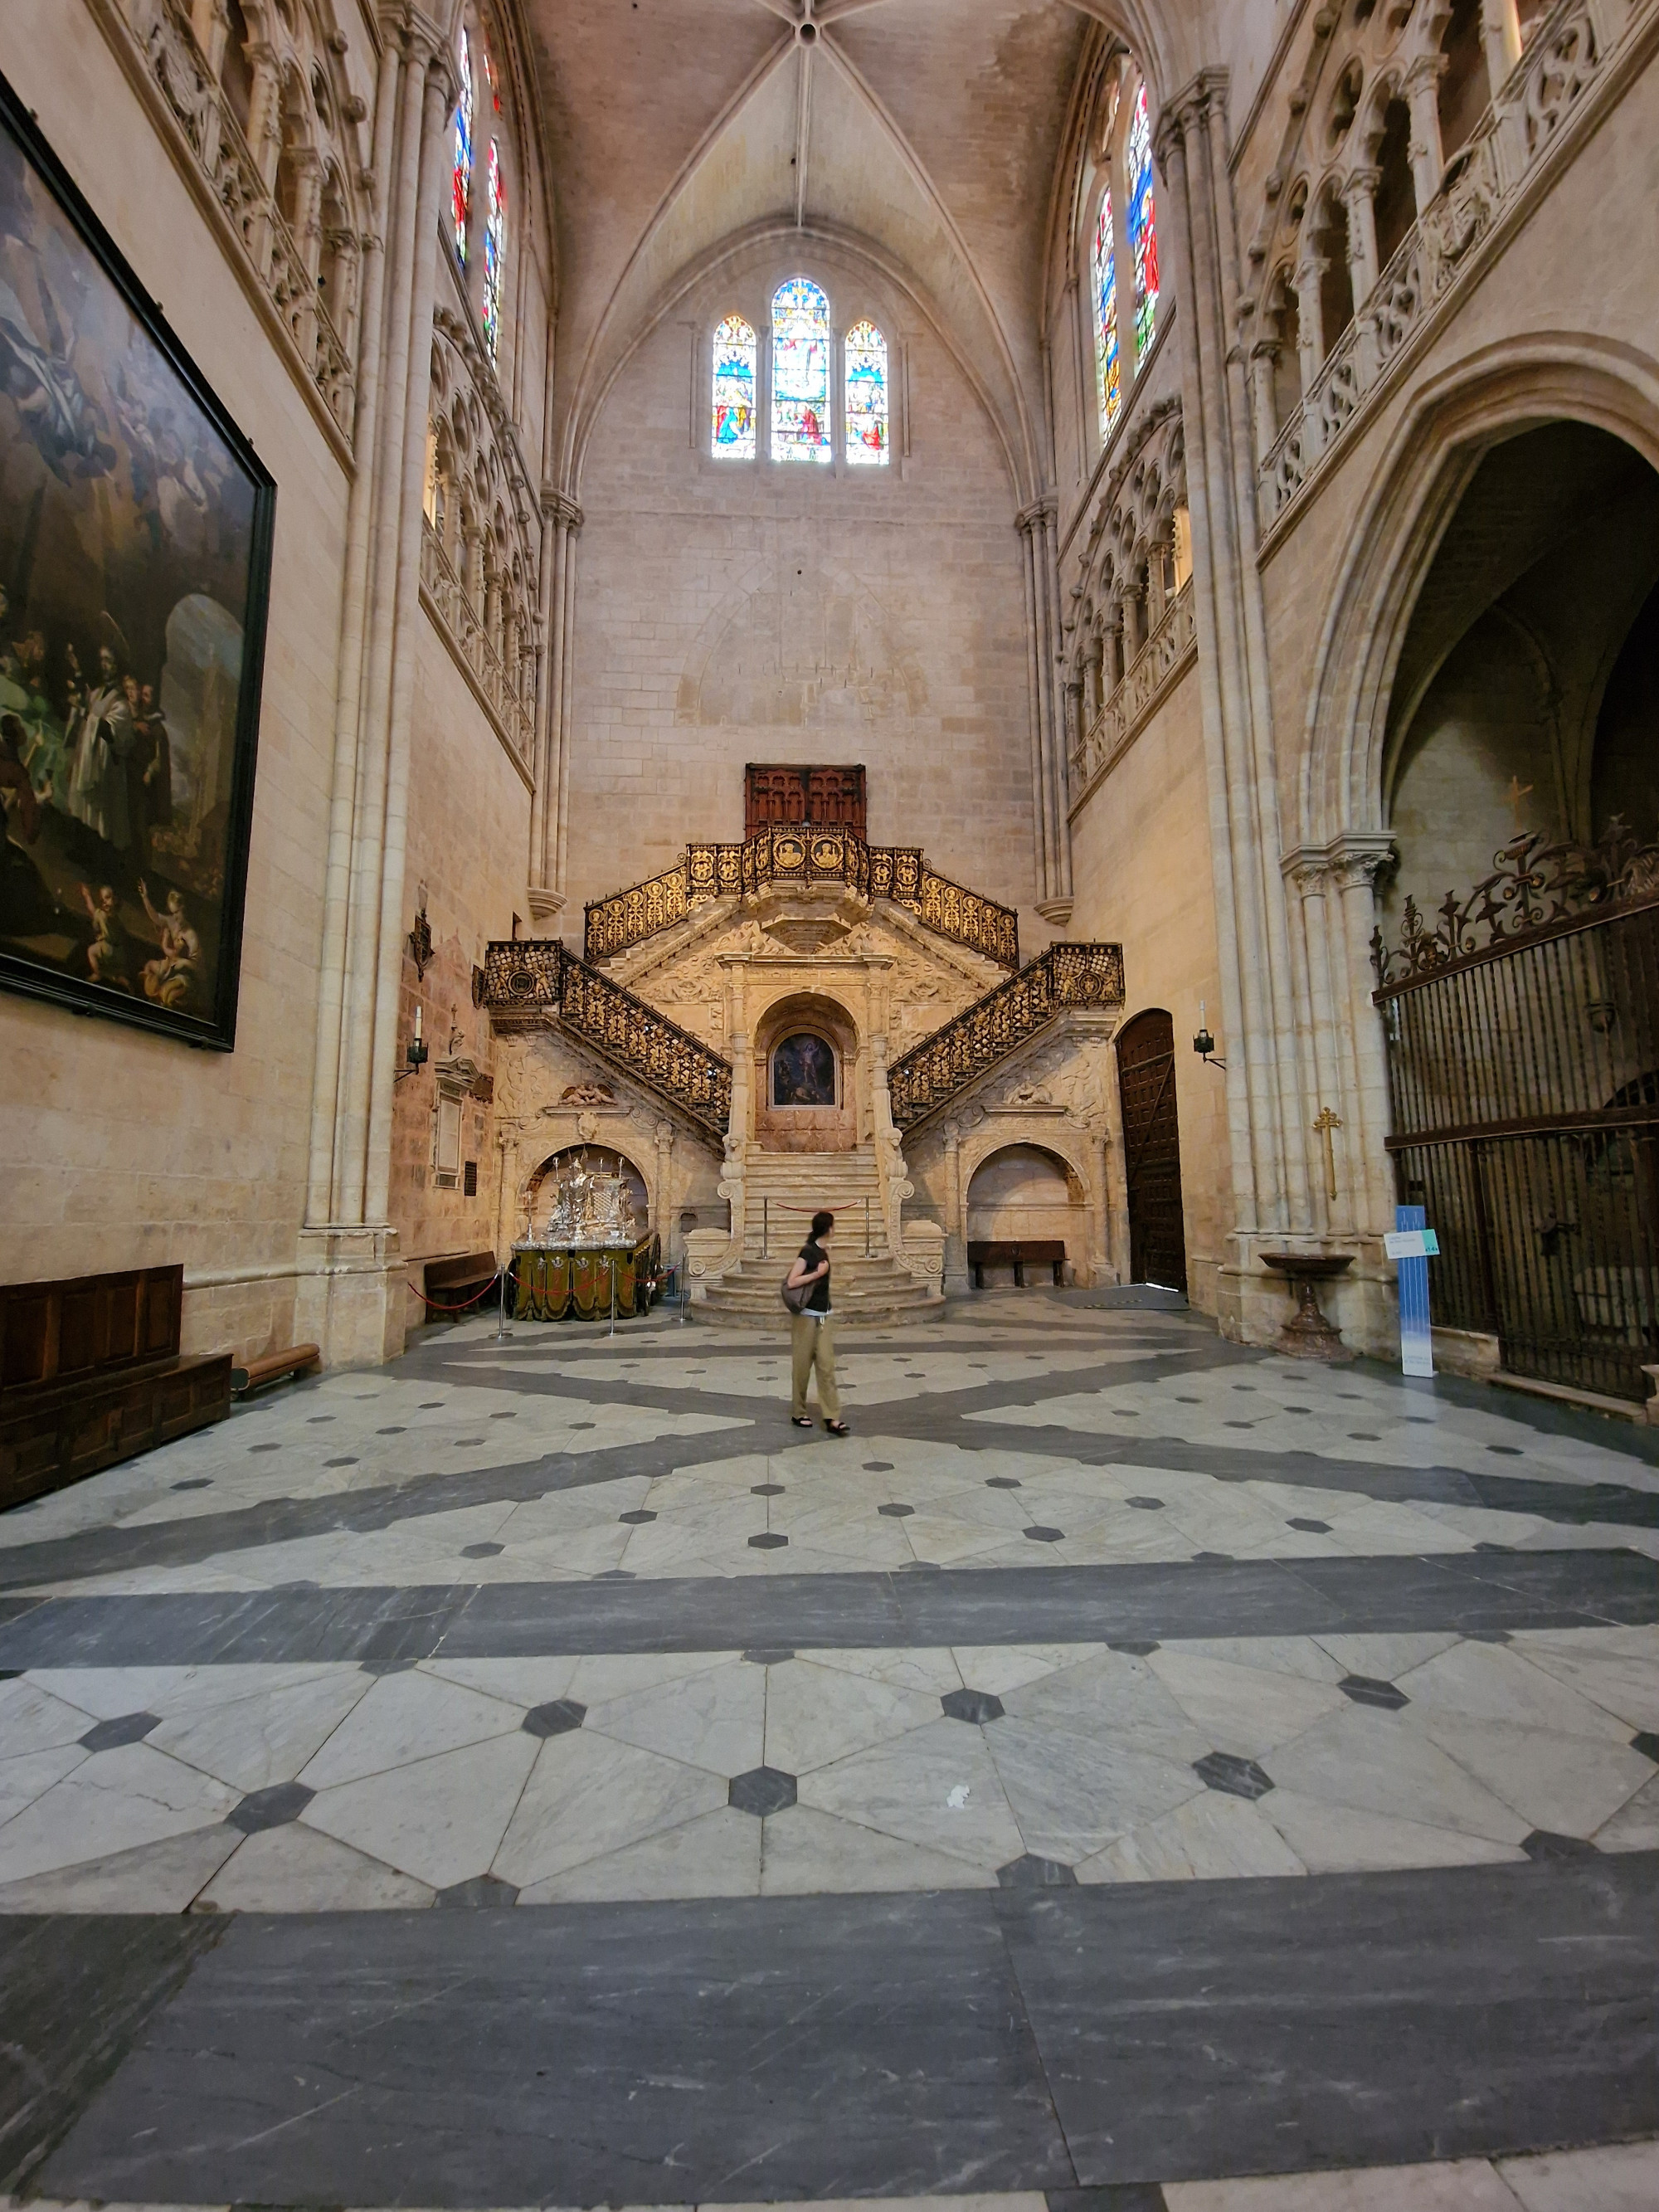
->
[1019,495,1072,918]
[529,491,582,923]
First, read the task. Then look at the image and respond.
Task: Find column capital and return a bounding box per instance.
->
[1016,494,1058,536]
[542,489,585,530]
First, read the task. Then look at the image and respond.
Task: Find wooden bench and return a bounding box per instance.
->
[231,1343,320,1397]
[968,1240,1068,1289]
[1,1264,231,1512]
[421,1250,501,1321]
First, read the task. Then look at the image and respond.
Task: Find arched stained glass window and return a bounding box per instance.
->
[771,278,831,465]
[483,139,506,363]
[1092,188,1120,439]
[453,29,474,265]
[844,319,888,466]
[712,314,757,459]
[1127,82,1159,368]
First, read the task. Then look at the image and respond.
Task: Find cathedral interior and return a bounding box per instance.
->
[1,0,1658,2201]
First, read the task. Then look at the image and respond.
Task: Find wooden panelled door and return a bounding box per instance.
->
[1116,1009,1188,1294]
[745,764,867,839]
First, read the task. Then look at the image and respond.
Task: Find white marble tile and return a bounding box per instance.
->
[0,1823,241,1913]
[759,1802,996,1895]
[1498,2137,1659,2210]
[763,1659,941,1775]
[302,1729,540,1890]
[1001,1650,1211,1763]
[988,1717,1206,1864]
[1165,2156,1529,2210]
[420,1657,581,1705]
[797,1717,1024,1869]
[494,1729,727,1890]
[0,1676,103,1753]
[519,1805,761,1903]
[201,1823,435,1910]
[1267,1707,1531,1844]
[0,1742,88,1828]
[0,1743,241,1886]
[1147,1649,1347,1758]
[805,1647,966,1696]
[1503,1635,1659,1732]
[26,1666,193,1719]
[1593,1771,1659,1852]
[1261,1788,1526,1875]
[149,1672,372,1793]
[565,1651,741,1703]
[1163,1635,1346,1683]
[1408,1713,1655,1839]
[1078,1787,1307,1884]
[298,1670,523,1790]
[1394,1640,1636,1742]
[585,1660,765,1777]
[950,1644,1104,1697]
[1314,1633,1463,1681]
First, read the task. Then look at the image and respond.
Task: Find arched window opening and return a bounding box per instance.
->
[1328,59,1364,146]
[1269,271,1302,425]
[483,139,506,364]
[319,164,356,343]
[1092,187,1120,439]
[1126,83,1160,370]
[1314,194,1355,356]
[221,0,253,132]
[1437,0,1490,158]
[771,278,831,465]
[453,27,474,264]
[1372,96,1416,270]
[1172,504,1193,591]
[844,319,889,465]
[711,314,757,459]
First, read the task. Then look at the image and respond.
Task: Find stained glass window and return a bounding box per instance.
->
[712,314,757,459]
[453,29,474,264]
[771,277,832,464]
[483,140,506,363]
[1128,83,1159,368]
[844,319,888,466]
[1093,188,1120,439]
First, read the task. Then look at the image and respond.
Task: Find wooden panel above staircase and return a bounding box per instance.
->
[745,763,866,839]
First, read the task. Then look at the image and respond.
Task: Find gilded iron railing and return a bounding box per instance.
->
[888,943,1126,1130]
[474,941,732,1137]
[585,823,1019,969]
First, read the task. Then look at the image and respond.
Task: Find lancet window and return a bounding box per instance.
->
[771,278,832,465]
[712,314,758,458]
[454,28,474,264]
[483,139,506,363]
[844,319,889,465]
[1127,83,1159,369]
[1093,188,1120,439]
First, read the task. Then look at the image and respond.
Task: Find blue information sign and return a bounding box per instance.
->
[1395,1202,1434,1377]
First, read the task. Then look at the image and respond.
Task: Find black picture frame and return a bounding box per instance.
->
[0,67,275,1051]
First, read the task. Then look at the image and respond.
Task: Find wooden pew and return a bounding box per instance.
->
[231,1343,320,1397]
[967,1239,1068,1289]
[0,1264,231,1512]
[421,1250,501,1322]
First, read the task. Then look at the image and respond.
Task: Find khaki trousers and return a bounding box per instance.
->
[790,1313,841,1421]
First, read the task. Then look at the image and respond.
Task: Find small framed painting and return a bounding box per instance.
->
[0,69,275,1049]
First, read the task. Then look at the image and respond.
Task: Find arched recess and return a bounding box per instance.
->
[753,991,860,1154]
[1298,343,1659,854]
[1116,1007,1187,1293]
[523,1144,650,1232]
[966,1144,1087,1288]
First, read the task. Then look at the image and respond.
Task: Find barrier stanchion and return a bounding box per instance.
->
[494,1259,513,1343]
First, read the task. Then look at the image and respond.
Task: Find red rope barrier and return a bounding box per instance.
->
[405,1273,503,1314]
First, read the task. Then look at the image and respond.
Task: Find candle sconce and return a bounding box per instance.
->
[1193,1000,1225,1069]
[397,1001,430,1081]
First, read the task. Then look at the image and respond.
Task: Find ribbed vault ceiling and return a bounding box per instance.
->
[524,1,1199,490]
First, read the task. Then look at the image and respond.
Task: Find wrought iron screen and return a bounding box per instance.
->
[1373,831,1659,1403]
[888,943,1125,1131]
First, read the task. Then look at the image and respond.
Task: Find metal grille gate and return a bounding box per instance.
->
[1375,894,1659,1403]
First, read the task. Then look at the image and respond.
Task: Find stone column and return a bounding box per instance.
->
[653,1120,676,1269]
[1293,252,1326,393]
[1248,340,1279,458]
[1481,0,1523,90]
[941,1122,969,1296]
[1019,497,1068,916]
[1085,633,1105,721]
[1343,168,1382,306]
[1404,53,1448,212]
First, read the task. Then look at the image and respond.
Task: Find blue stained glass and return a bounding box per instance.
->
[453,30,473,264]
[712,314,757,459]
[844,319,888,465]
[1093,188,1119,438]
[483,140,505,363]
[771,277,831,464]
[1128,83,1160,368]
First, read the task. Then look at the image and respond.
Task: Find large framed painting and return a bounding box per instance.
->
[0,71,275,1049]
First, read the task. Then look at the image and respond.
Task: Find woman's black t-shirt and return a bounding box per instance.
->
[798,1239,830,1313]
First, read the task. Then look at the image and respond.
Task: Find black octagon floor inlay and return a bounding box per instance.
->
[752,1484,786,1498]
[79,1711,161,1753]
[729,1766,797,1816]
[1107,1639,1160,1656]
[985,1476,1022,1489]
[618,1510,657,1525]
[522,1698,586,1738]
[1632,1731,1659,1763]
[863,1461,894,1472]
[878,1503,915,1518]
[1194,1751,1274,1800]
[1340,1674,1408,1710]
[742,1648,795,1665]
[461,1542,504,1557]
[171,1479,212,1492]
[941,1688,1005,1725]
[1522,1829,1598,1861]
[1287,1517,1331,1533]
[228,1781,315,1834]
[748,1532,788,1550]
[996,1854,1077,1888]
[1126,1497,1165,1511]
[437,1873,520,1907]
[1023,1526,1064,1543]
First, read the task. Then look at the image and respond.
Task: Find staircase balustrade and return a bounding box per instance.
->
[474,940,732,1138]
[584,824,1019,969]
[887,943,1126,1131]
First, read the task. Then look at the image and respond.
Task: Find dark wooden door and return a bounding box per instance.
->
[1117,1009,1188,1294]
[745,764,866,839]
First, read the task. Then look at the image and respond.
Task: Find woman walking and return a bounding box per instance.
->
[786,1209,849,1435]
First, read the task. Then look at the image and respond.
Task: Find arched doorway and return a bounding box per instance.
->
[523,1144,649,1241]
[965,1143,1086,1288]
[1117,1009,1187,1293]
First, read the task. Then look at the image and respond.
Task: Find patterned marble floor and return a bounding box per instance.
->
[2,1290,1657,2201]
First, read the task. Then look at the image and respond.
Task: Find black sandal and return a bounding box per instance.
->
[825,1420,850,1436]
[791,1415,815,1428]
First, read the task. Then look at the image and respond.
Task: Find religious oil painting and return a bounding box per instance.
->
[772,1032,836,1108]
[0,76,275,1049]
